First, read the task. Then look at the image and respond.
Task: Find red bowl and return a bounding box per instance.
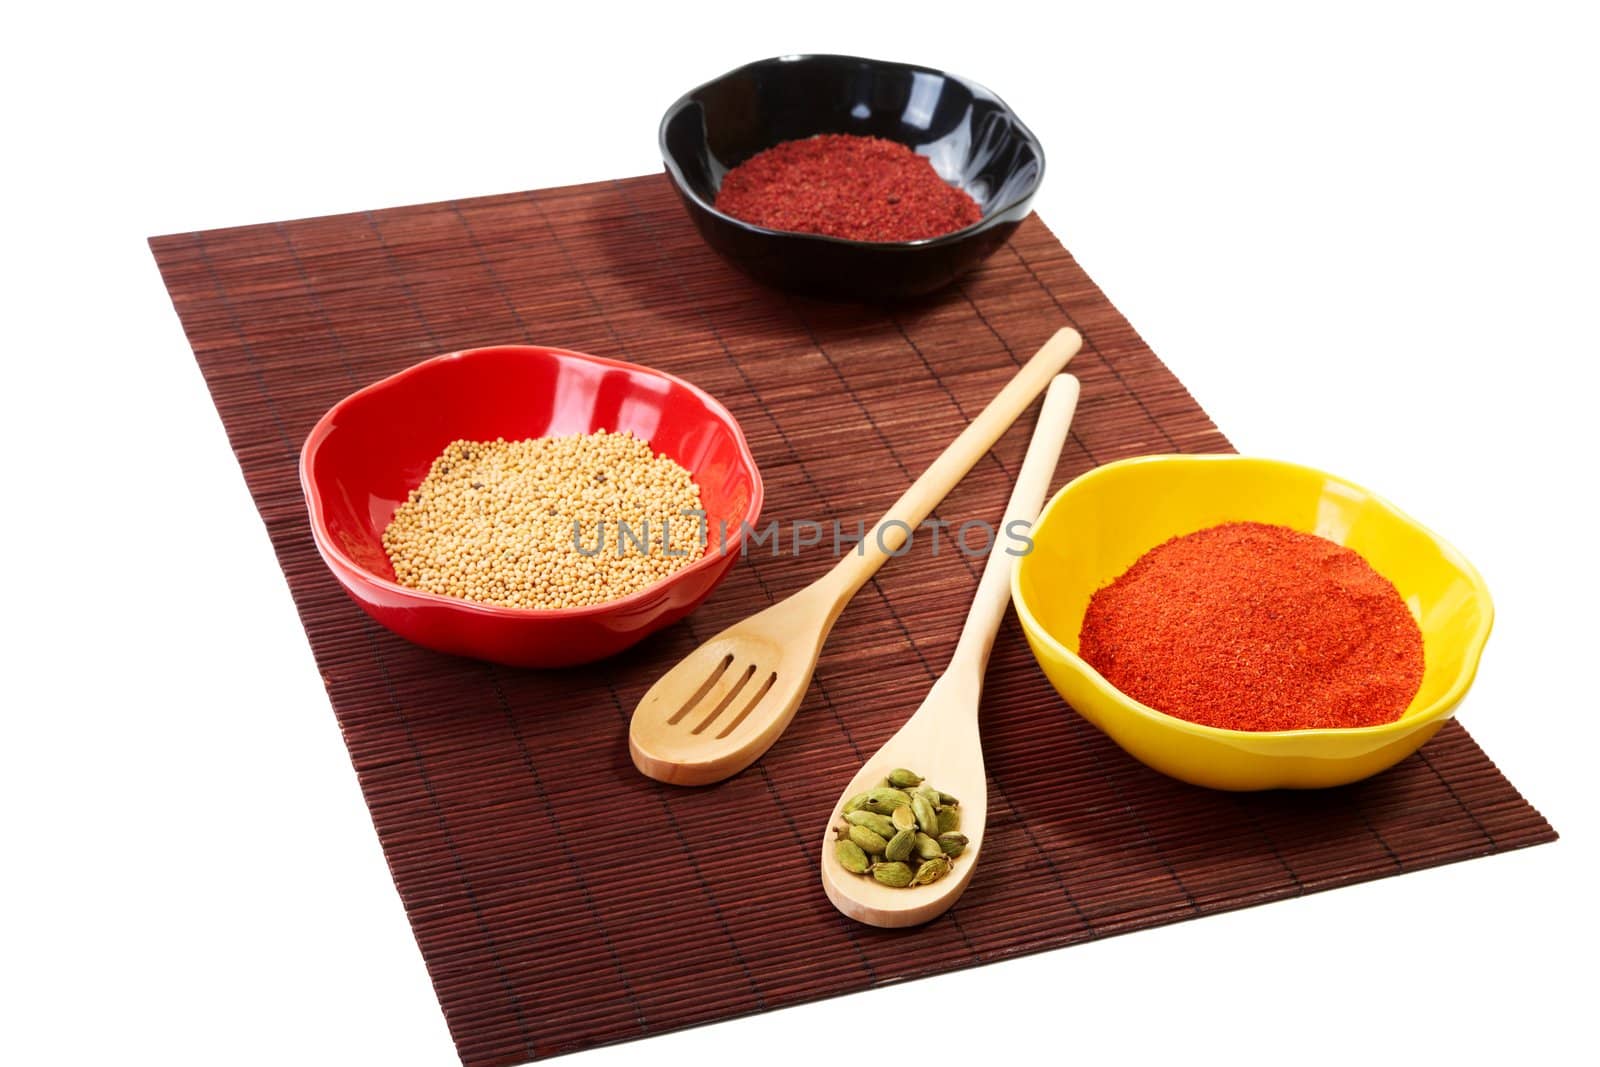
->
[299,345,764,667]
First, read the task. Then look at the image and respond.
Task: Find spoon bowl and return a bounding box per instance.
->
[819,673,991,927]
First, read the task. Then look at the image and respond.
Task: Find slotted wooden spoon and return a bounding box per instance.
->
[629,327,1082,785]
[820,374,1080,927]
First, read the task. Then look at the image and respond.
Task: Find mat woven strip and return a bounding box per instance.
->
[151,174,1555,1066]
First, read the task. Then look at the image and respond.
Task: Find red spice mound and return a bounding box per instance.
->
[713,134,982,243]
[1077,522,1424,732]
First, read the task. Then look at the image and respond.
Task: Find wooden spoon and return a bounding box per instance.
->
[629,328,1082,785]
[820,374,1081,927]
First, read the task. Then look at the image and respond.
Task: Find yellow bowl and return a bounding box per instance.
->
[1010,455,1493,790]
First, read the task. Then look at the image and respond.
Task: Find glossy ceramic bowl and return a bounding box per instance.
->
[660,53,1044,301]
[1012,455,1493,790]
[300,345,763,668]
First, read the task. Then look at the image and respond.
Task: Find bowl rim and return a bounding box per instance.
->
[298,343,765,621]
[1010,453,1496,741]
[658,52,1046,251]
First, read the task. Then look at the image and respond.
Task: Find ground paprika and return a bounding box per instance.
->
[1078,522,1424,731]
[713,134,981,242]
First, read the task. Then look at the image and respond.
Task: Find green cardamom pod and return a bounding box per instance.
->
[936,805,961,835]
[848,825,889,856]
[890,805,917,832]
[870,861,914,888]
[914,785,942,809]
[886,768,924,788]
[884,827,916,862]
[912,855,951,885]
[862,787,912,815]
[911,794,939,835]
[912,832,943,861]
[937,831,968,858]
[845,810,896,839]
[938,791,960,807]
[842,791,872,814]
[835,838,870,874]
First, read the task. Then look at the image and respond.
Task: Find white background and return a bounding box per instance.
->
[4,2,1597,1064]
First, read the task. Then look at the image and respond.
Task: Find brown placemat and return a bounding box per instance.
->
[150,174,1555,1066]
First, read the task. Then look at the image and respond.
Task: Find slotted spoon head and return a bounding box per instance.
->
[629,594,833,785]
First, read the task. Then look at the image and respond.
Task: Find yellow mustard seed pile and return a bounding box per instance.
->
[381,431,706,610]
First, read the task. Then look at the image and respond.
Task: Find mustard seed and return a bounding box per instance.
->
[381,431,706,610]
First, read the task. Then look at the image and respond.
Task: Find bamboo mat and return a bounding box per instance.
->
[150,174,1555,1066]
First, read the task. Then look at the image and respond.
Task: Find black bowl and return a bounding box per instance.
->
[659,54,1045,302]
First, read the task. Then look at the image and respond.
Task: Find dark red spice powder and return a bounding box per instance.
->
[1077,522,1425,731]
[713,134,982,243]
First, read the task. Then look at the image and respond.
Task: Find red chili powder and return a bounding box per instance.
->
[713,134,982,243]
[1077,522,1424,731]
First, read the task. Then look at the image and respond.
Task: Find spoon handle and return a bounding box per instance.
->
[816,328,1081,607]
[949,374,1080,677]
